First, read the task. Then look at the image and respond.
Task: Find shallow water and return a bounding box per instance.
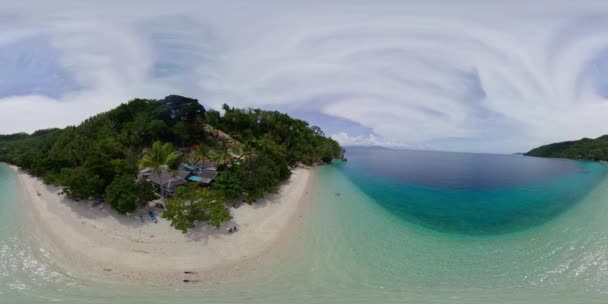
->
[2,150,608,303]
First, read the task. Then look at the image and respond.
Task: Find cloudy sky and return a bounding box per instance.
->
[2,0,608,153]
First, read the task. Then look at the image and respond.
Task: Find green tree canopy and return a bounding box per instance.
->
[526,135,608,161]
[210,141,232,167]
[239,153,290,202]
[58,168,104,201]
[104,176,157,214]
[163,184,232,232]
[190,143,209,165]
[213,168,244,200]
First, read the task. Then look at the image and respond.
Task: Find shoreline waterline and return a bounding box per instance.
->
[7,164,315,286]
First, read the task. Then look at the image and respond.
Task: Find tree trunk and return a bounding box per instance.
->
[162,189,166,203]
[160,175,166,204]
[165,178,173,204]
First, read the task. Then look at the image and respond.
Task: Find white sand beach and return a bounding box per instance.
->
[11,165,313,285]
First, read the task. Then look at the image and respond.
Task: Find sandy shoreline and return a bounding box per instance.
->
[9,165,313,285]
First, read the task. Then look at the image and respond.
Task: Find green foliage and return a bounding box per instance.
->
[190,143,209,165]
[146,119,168,141]
[211,104,342,166]
[163,184,232,232]
[210,141,232,167]
[526,135,608,161]
[104,176,157,214]
[213,168,244,200]
[172,122,189,146]
[58,168,104,200]
[110,156,139,177]
[0,129,64,176]
[205,109,221,126]
[239,153,291,202]
[139,141,181,172]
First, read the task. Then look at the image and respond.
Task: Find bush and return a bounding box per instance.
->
[163,184,232,232]
[58,168,104,200]
[213,169,243,200]
[104,176,157,214]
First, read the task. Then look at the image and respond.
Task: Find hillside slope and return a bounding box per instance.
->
[526,135,608,161]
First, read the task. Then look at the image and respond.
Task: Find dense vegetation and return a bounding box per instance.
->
[209,104,342,165]
[164,184,232,232]
[0,95,343,231]
[104,176,157,214]
[526,135,608,161]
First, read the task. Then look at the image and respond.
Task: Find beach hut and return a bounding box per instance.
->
[198,170,219,186]
[147,169,188,196]
[185,170,219,186]
[200,160,218,172]
[176,170,190,180]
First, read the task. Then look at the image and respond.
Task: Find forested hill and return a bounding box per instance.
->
[525,135,608,161]
[0,95,342,231]
[0,95,342,183]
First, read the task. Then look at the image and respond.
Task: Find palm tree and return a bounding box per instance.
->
[237,144,255,162]
[139,141,181,203]
[256,134,274,153]
[210,141,232,167]
[191,143,208,166]
[255,134,286,157]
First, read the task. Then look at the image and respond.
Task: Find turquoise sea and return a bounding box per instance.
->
[2,149,608,303]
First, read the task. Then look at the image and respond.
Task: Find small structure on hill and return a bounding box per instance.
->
[197,170,219,186]
[179,163,219,186]
[145,169,188,196]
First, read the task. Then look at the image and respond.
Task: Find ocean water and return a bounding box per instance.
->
[341,149,607,234]
[2,149,608,303]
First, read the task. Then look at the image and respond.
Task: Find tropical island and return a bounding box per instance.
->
[525,135,608,162]
[0,95,343,283]
[0,95,342,231]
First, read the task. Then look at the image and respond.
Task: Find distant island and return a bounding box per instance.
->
[0,95,343,232]
[525,135,608,161]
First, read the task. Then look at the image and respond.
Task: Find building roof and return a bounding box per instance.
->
[148,170,188,189]
[199,170,219,184]
[181,164,198,171]
[176,170,190,179]
[187,175,203,182]
[201,160,217,171]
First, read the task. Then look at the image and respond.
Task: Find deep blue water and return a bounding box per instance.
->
[340,148,608,234]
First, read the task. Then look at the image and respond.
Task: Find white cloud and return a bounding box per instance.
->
[331,132,384,148]
[2,0,608,152]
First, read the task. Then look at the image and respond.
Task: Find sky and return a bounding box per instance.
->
[2,0,608,153]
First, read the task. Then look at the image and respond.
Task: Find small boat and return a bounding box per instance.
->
[148,211,158,223]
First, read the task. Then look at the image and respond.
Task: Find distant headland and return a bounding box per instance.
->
[525,135,608,162]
